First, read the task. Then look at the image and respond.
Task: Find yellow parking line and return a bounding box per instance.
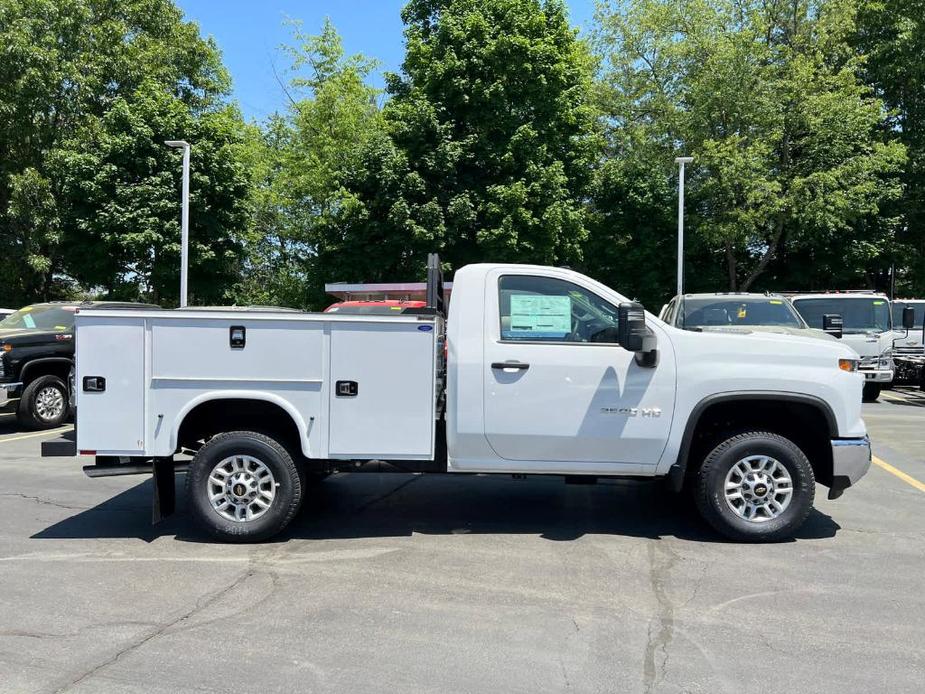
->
[872,456,925,493]
[0,427,72,444]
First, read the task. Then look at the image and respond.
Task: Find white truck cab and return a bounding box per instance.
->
[789,292,896,401]
[43,256,871,543]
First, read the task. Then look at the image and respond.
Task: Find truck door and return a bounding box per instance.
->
[482,270,675,466]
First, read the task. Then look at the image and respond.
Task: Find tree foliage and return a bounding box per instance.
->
[364,0,601,275]
[594,0,905,298]
[856,0,925,295]
[231,20,385,309]
[0,0,249,306]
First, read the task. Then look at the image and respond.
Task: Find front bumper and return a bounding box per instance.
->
[828,436,871,499]
[859,368,892,383]
[0,382,22,408]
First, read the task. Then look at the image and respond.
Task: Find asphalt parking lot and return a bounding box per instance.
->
[1,393,924,694]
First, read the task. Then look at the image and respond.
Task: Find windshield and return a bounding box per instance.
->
[892,302,925,329]
[792,297,891,333]
[0,305,77,331]
[680,297,803,329]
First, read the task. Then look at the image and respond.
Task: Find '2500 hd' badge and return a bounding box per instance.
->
[601,406,662,417]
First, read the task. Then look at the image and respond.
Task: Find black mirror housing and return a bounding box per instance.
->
[618,302,647,352]
[903,305,916,330]
[822,313,843,339]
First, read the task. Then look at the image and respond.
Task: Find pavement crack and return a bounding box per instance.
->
[643,542,679,694]
[53,568,254,693]
[0,492,88,511]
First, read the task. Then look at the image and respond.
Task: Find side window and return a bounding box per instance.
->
[499,275,620,344]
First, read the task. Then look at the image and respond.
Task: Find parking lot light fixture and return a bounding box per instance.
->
[164,140,191,307]
[675,156,694,296]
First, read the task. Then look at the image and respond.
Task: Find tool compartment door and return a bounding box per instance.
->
[76,316,146,454]
[328,320,436,458]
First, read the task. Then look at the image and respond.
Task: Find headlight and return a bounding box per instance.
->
[879,349,893,369]
[838,358,859,372]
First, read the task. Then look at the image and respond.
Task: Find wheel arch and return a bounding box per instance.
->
[669,392,837,491]
[20,357,73,385]
[172,392,313,459]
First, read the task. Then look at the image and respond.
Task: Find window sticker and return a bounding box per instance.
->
[23,315,36,329]
[873,300,885,305]
[737,305,748,319]
[769,299,783,305]
[507,294,571,339]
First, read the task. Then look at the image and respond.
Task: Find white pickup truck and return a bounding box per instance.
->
[43,256,871,543]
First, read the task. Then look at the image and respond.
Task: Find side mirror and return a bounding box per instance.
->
[618,302,647,352]
[903,306,915,330]
[822,313,843,339]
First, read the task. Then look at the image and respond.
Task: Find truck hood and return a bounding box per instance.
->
[694,325,836,342]
[837,331,894,358]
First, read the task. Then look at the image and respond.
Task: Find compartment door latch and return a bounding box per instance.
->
[335,381,358,397]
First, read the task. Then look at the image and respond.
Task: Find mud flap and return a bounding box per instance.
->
[152,458,176,524]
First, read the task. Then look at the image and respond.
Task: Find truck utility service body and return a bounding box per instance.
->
[49,259,871,542]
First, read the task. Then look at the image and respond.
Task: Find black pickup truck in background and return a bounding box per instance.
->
[0,302,157,429]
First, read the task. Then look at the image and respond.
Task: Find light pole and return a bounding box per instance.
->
[165,140,191,307]
[675,156,693,296]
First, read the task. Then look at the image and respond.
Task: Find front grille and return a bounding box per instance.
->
[895,346,925,357]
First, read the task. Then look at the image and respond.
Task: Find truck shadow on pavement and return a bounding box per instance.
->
[32,472,841,545]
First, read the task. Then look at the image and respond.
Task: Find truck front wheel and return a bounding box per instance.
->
[18,375,69,430]
[862,383,881,402]
[694,431,815,542]
[186,431,304,543]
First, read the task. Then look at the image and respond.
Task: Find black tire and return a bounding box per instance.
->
[186,431,303,543]
[694,431,815,542]
[17,375,69,430]
[862,383,881,402]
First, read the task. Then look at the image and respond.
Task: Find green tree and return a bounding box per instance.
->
[0,0,248,306]
[232,19,384,309]
[349,0,601,279]
[856,0,925,295]
[594,0,906,292]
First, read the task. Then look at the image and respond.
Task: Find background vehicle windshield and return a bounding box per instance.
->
[793,297,891,333]
[892,302,925,329]
[326,304,414,315]
[0,305,76,331]
[681,297,803,328]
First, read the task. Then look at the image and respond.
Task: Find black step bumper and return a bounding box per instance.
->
[41,431,76,457]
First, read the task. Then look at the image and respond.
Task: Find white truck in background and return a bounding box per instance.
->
[43,255,871,543]
[891,299,925,387]
[789,292,901,402]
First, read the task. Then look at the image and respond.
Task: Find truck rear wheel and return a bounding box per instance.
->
[18,375,69,430]
[186,431,304,543]
[694,431,814,542]
[862,383,881,402]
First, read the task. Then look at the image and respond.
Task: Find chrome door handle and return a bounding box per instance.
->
[491,361,530,371]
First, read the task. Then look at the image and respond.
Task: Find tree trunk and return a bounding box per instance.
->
[741,216,786,291]
[725,240,738,290]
